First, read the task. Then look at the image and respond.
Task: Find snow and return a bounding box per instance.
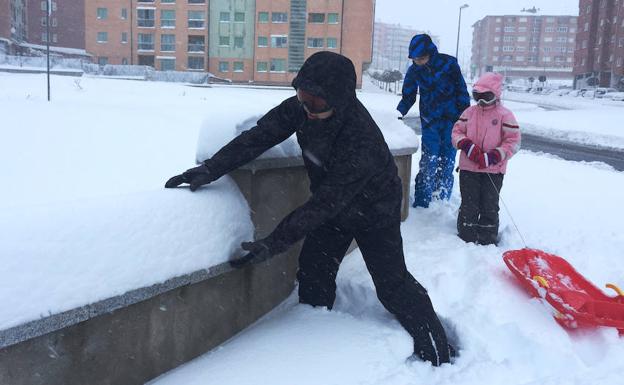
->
[2,72,624,384]
[149,151,624,385]
[502,92,624,150]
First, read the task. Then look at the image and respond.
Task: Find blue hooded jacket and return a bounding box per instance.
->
[397,34,470,121]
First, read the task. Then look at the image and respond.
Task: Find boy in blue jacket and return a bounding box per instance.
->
[398,34,470,208]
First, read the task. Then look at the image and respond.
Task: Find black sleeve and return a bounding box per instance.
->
[204,96,303,177]
[262,129,378,253]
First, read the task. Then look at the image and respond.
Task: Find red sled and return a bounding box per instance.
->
[503,248,624,334]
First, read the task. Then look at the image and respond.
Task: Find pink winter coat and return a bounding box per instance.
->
[452,72,521,174]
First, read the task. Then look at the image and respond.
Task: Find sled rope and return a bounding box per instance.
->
[486,173,528,248]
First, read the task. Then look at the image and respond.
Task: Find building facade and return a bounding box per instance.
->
[85,0,374,86]
[372,22,435,73]
[471,15,578,82]
[0,0,86,55]
[573,0,624,89]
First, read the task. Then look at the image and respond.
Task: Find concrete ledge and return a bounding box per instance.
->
[0,146,417,385]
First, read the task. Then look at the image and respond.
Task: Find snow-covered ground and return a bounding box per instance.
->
[502,91,624,150]
[2,72,623,384]
[150,151,624,385]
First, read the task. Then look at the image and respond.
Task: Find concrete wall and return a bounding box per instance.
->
[0,148,416,385]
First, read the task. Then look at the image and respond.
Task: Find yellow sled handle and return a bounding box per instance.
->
[533,275,549,289]
[605,283,624,297]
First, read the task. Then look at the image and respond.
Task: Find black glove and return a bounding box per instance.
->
[164,164,214,191]
[230,240,272,268]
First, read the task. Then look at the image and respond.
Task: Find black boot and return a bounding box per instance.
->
[409,321,451,366]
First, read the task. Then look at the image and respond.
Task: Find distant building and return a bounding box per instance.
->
[573,0,624,89]
[85,0,375,87]
[372,21,437,72]
[471,15,578,82]
[0,0,87,57]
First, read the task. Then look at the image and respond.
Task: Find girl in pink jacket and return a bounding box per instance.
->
[451,72,521,245]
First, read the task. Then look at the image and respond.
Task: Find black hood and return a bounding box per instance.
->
[292,51,357,110]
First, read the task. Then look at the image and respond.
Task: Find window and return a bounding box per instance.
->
[327,38,337,49]
[188,0,205,3]
[161,0,175,3]
[97,8,108,20]
[51,18,57,27]
[161,34,175,51]
[496,17,502,23]
[161,10,175,27]
[121,32,128,43]
[233,62,244,72]
[137,9,155,27]
[519,17,527,23]
[308,13,325,23]
[219,36,229,46]
[546,17,555,23]
[517,36,526,42]
[502,46,514,52]
[97,32,108,43]
[219,61,229,72]
[544,37,553,42]
[493,46,499,52]
[272,12,287,23]
[258,12,269,23]
[584,22,589,31]
[138,55,154,67]
[543,57,551,62]
[504,26,515,32]
[516,46,525,52]
[502,55,513,62]
[220,12,230,22]
[545,27,554,33]
[556,37,567,43]
[160,58,175,71]
[188,56,204,70]
[503,36,514,42]
[270,58,286,72]
[188,11,205,28]
[98,57,108,66]
[307,38,324,48]
[121,8,127,20]
[234,37,244,48]
[495,27,501,32]
[234,12,245,22]
[557,26,568,33]
[122,58,128,65]
[518,27,527,32]
[328,13,339,24]
[258,36,268,47]
[494,37,500,42]
[138,33,154,50]
[619,38,624,47]
[516,56,525,61]
[41,17,47,27]
[188,35,205,52]
[271,35,287,48]
[256,61,268,72]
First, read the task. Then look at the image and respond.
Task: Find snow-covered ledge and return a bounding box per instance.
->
[0,112,418,385]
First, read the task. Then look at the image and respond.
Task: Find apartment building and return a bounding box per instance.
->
[372,22,436,72]
[85,0,374,86]
[471,15,578,81]
[0,0,86,54]
[573,0,624,89]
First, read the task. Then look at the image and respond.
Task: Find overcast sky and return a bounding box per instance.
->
[375,0,580,63]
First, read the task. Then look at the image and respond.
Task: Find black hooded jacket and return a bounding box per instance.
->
[203,52,403,254]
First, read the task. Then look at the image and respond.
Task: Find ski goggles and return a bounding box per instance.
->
[472,91,497,106]
[296,89,333,115]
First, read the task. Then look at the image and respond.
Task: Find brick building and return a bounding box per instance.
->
[0,0,86,55]
[471,15,578,82]
[85,0,374,86]
[573,0,624,89]
[372,22,436,72]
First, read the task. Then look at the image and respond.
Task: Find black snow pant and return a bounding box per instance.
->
[297,221,450,365]
[457,170,504,245]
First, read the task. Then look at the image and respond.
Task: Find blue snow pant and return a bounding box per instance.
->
[413,117,457,208]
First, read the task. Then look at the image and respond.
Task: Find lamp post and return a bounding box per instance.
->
[456,4,469,59]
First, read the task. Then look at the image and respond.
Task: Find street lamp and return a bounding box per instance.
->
[456,4,469,58]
